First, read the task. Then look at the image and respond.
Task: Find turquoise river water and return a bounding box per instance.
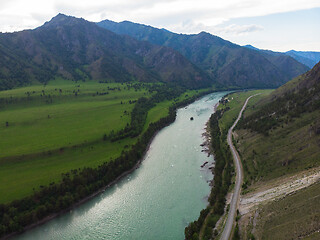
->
[14,92,227,240]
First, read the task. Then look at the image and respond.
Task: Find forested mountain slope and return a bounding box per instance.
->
[98,20,309,88]
[245,44,320,68]
[230,61,319,194]
[285,50,320,68]
[0,14,211,90]
[233,61,320,240]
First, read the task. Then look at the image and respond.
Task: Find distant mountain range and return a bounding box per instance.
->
[0,14,211,90]
[239,56,320,138]
[98,19,309,89]
[0,14,310,90]
[244,45,320,68]
[285,50,320,69]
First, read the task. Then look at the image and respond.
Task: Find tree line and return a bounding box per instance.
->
[0,84,212,238]
[237,84,320,136]
[105,84,187,141]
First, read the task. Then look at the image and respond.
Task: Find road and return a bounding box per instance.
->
[219,94,258,240]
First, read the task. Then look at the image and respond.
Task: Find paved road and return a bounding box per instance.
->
[220,95,258,240]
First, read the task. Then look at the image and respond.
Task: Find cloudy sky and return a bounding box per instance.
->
[1,0,319,52]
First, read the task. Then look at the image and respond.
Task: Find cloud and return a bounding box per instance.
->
[0,0,319,52]
[1,0,319,33]
[216,24,264,35]
[165,20,264,37]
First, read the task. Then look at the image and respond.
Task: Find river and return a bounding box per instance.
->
[14,92,227,240]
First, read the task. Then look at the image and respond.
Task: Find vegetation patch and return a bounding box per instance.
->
[0,80,216,238]
[254,182,320,239]
[185,106,233,240]
[234,84,320,184]
[184,90,270,240]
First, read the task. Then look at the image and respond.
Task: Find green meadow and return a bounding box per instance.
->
[0,79,148,157]
[219,90,320,183]
[0,80,146,202]
[217,90,273,134]
[0,79,207,203]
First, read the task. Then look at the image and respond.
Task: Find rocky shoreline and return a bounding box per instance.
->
[199,101,220,187]
[200,102,220,158]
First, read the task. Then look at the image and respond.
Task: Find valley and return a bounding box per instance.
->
[9,91,227,240]
[0,79,212,204]
[0,79,144,203]
[0,10,318,240]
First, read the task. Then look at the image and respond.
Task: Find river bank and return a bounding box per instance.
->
[8,91,227,240]
[184,97,235,239]
[3,130,160,240]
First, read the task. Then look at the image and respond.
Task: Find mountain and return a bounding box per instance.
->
[243,44,315,79]
[98,20,309,89]
[0,14,211,90]
[285,50,320,68]
[273,60,320,96]
[235,61,320,240]
[243,44,259,51]
[244,45,320,68]
[240,60,320,136]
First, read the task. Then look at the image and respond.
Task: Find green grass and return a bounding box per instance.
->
[255,182,320,240]
[218,89,320,183]
[0,80,214,203]
[217,90,273,134]
[223,90,320,239]
[0,80,149,203]
[236,109,320,183]
[0,138,136,203]
[1,100,134,157]
[142,88,212,133]
[227,89,320,183]
[0,80,148,158]
[143,100,170,132]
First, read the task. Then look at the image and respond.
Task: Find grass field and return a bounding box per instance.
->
[0,79,149,158]
[217,90,273,134]
[255,182,320,239]
[0,80,149,203]
[236,109,320,183]
[225,90,320,239]
[217,88,320,240]
[218,89,319,183]
[0,80,210,203]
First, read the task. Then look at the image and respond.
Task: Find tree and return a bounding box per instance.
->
[103,134,107,141]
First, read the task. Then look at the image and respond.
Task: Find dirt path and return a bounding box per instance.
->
[239,167,320,215]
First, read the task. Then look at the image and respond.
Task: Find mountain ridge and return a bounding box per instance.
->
[0,14,211,90]
[98,19,309,88]
[235,60,320,240]
[244,44,320,68]
[0,14,311,91]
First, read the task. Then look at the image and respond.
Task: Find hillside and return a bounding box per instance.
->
[239,61,320,137]
[0,14,211,90]
[230,62,320,239]
[245,44,320,68]
[98,20,309,88]
[285,50,320,68]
